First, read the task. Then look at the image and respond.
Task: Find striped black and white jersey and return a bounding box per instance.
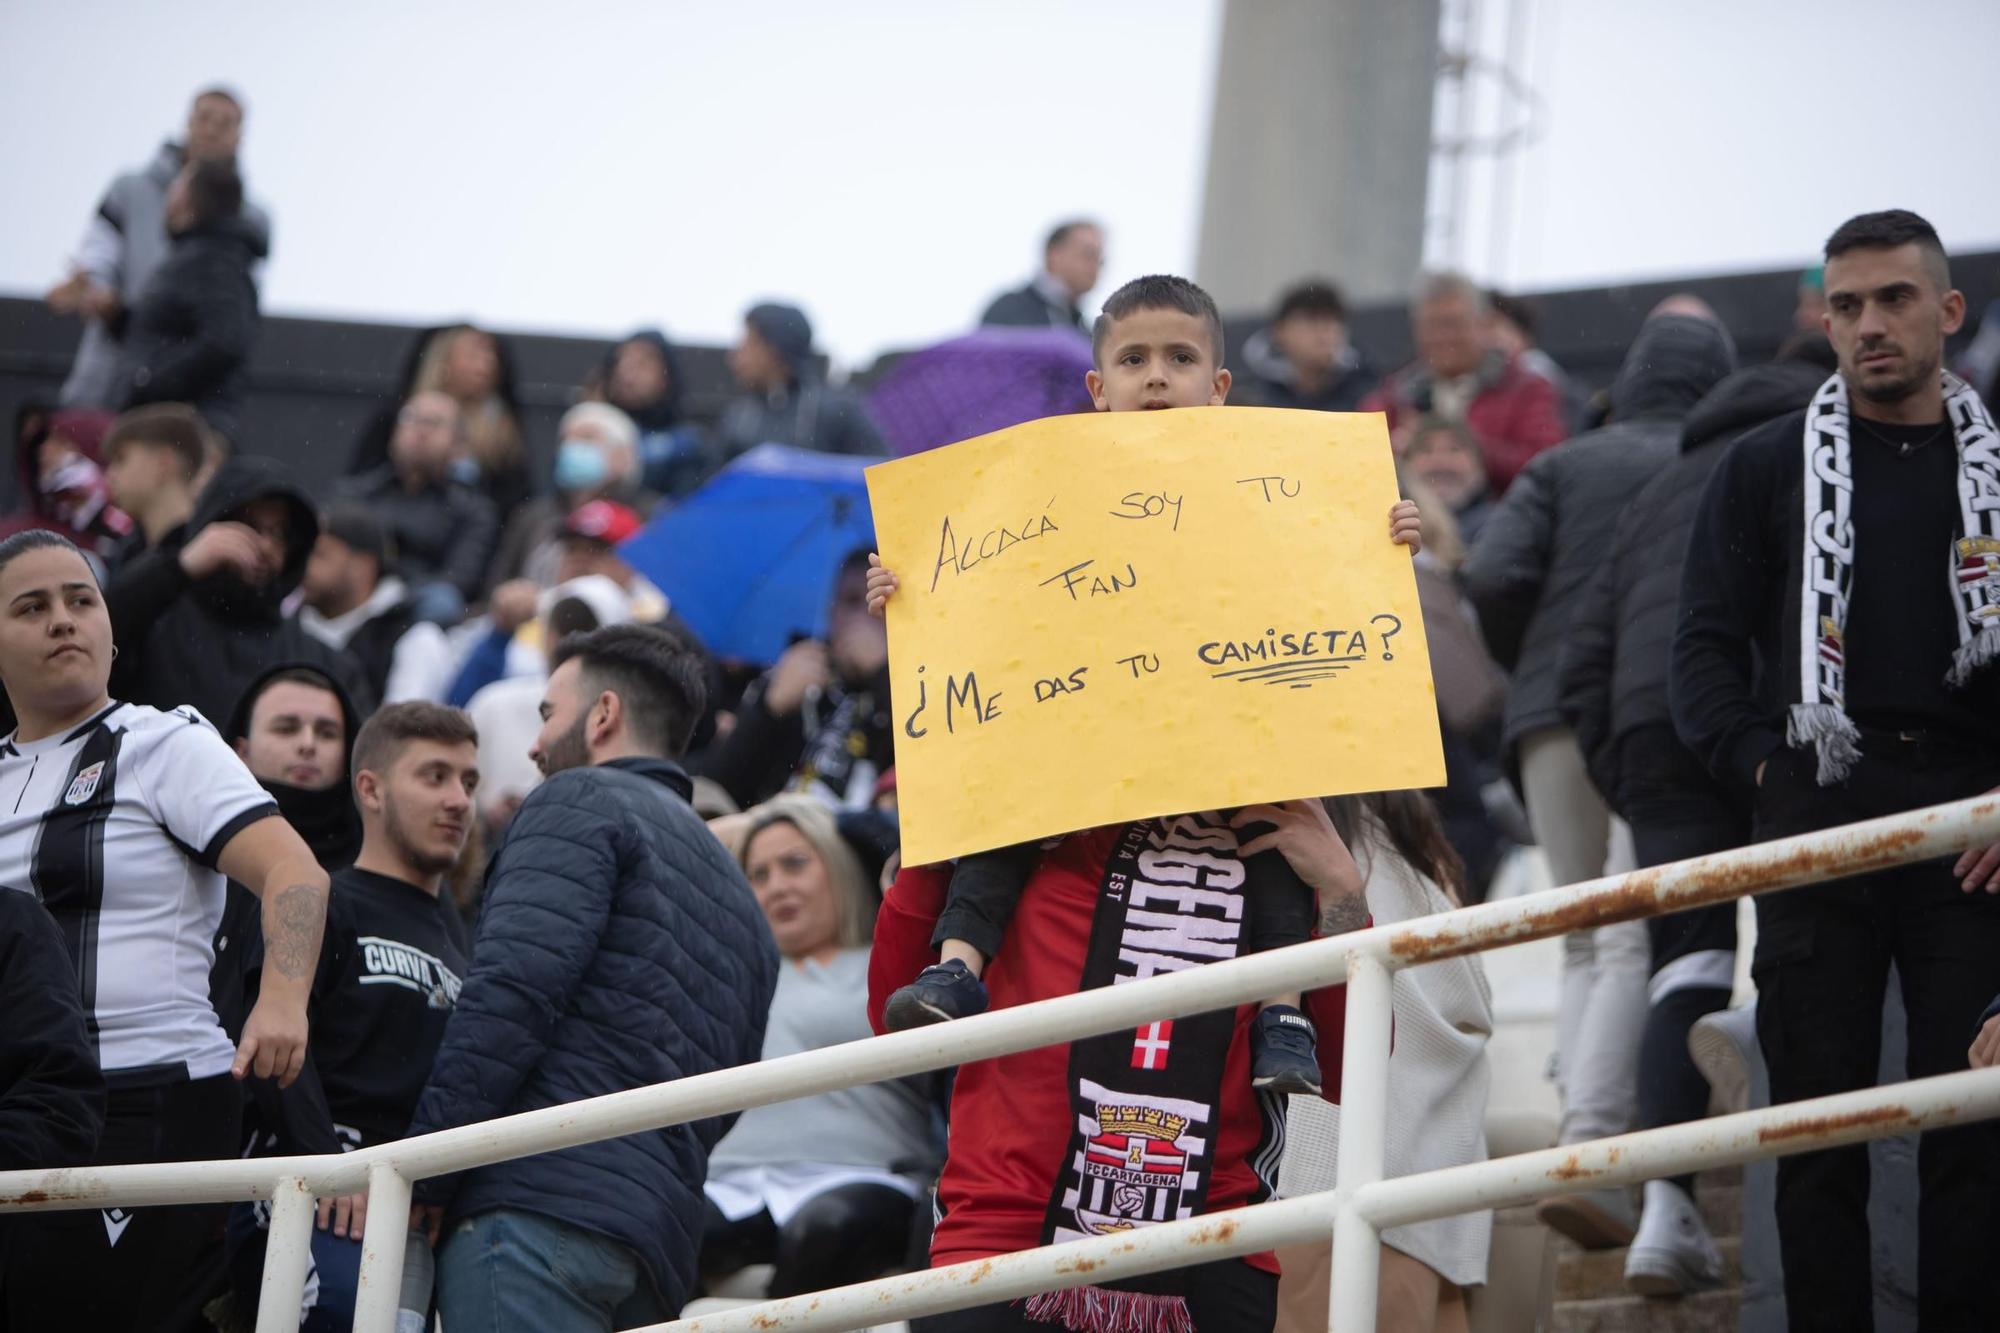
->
[0,701,278,1080]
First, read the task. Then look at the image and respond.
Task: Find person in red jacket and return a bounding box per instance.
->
[868,804,1369,1333]
[1366,272,1569,494]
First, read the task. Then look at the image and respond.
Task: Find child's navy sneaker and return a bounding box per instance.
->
[1251,1004,1322,1096]
[884,959,991,1031]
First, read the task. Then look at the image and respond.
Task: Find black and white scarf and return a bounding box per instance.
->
[1794,370,2000,783]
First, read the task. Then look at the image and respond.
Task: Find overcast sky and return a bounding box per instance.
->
[4,0,1997,367]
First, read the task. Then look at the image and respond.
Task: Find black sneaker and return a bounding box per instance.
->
[884,959,991,1031]
[1252,1005,1322,1095]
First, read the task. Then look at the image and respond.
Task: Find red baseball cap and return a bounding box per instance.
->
[562,499,642,546]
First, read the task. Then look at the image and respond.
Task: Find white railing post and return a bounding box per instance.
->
[352,1163,415,1333]
[1329,948,1393,1333]
[255,1175,316,1333]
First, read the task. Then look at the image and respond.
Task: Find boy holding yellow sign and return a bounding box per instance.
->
[868,275,1421,1096]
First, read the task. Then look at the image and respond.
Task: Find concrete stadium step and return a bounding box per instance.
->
[1548,1167,1746,1333]
[1550,1288,1742,1333]
[1555,1236,1743,1302]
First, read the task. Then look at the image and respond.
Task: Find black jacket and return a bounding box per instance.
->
[0,890,106,1171]
[333,465,500,600]
[1559,358,1830,807]
[1461,315,1737,761]
[1233,330,1378,413]
[699,665,894,810]
[1671,402,2000,790]
[407,757,778,1310]
[117,215,262,440]
[980,281,1084,334]
[106,457,373,726]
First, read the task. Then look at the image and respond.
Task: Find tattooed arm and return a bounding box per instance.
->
[217,818,329,1089]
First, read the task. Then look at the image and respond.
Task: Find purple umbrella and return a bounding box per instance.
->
[867,327,1096,456]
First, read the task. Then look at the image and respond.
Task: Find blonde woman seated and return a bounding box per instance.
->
[699,796,933,1297]
[1276,792,1495,1333]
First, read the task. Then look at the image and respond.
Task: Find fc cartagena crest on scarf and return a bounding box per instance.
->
[1041,814,1251,1246]
[1058,1081,1215,1238]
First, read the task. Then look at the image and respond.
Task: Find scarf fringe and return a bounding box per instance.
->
[1948,622,2000,688]
[1788,703,1861,785]
[1019,1286,1195,1333]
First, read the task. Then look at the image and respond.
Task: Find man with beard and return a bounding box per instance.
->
[224,702,478,1330]
[409,624,776,1330]
[105,454,372,723]
[701,547,892,809]
[1673,210,2000,1329]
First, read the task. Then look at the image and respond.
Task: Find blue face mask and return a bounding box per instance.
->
[446,456,482,487]
[553,440,609,492]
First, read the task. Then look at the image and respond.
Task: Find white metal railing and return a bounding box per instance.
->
[3,793,1997,1333]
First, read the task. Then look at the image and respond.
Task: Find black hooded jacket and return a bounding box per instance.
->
[1461,315,1737,761]
[106,456,374,726]
[1558,353,1834,809]
[116,214,263,441]
[222,661,366,871]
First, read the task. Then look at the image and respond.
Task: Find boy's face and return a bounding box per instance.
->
[1086,308,1230,413]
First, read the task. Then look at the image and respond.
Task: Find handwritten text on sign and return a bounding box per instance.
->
[865,406,1445,866]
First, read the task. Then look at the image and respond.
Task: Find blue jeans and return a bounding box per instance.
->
[436,1209,668,1333]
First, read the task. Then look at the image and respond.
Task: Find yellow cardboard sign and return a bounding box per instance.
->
[865,406,1445,866]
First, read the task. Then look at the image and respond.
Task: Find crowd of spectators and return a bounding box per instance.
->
[5,84,2000,1333]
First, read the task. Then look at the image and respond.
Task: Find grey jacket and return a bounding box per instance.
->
[1461,315,1737,763]
[59,141,271,409]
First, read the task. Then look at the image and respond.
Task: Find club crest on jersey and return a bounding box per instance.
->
[64,762,106,806]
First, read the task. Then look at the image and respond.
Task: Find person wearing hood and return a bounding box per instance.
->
[104,455,373,726]
[111,157,263,443]
[1556,331,1836,1297]
[46,87,272,412]
[601,330,718,501]
[208,664,364,1124]
[2,407,134,562]
[717,303,885,460]
[486,402,652,591]
[1235,279,1378,413]
[1460,301,1737,1252]
[446,573,634,709]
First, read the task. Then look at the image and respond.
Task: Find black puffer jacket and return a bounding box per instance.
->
[407,757,778,1313]
[106,457,373,725]
[1559,355,1833,808]
[1461,315,1737,763]
[116,215,262,441]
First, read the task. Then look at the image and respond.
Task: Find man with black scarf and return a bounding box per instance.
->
[1673,210,2000,1330]
[105,455,372,725]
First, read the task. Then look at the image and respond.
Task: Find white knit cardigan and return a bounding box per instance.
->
[1279,821,1495,1288]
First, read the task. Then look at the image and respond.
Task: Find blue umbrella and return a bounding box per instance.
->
[620,444,880,665]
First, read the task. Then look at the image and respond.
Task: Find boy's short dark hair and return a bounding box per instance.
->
[319,503,394,568]
[1273,280,1348,326]
[185,159,243,228]
[1045,219,1099,254]
[1824,209,1950,290]
[1091,274,1226,369]
[105,404,206,482]
[550,624,708,759]
[353,702,478,782]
